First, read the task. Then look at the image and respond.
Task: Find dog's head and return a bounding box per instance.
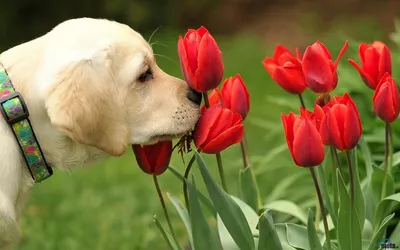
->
[42,18,201,156]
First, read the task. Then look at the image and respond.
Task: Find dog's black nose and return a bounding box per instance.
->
[186,88,202,105]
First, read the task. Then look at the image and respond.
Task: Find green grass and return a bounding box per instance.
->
[14,23,384,249]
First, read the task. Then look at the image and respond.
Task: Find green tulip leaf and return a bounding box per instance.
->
[315,162,338,225]
[257,211,283,250]
[374,193,400,231]
[337,170,362,250]
[239,166,261,212]
[168,166,215,213]
[276,223,313,250]
[263,200,308,225]
[217,196,259,250]
[307,209,323,250]
[389,221,400,244]
[195,152,255,250]
[363,219,374,240]
[358,136,374,178]
[352,148,366,231]
[370,166,395,208]
[166,193,193,249]
[153,215,179,250]
[378,151,400,170]
[188,176,222,250]
[368,213,395,250]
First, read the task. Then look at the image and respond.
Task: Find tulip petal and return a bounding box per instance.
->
[292,118,324,167]
[359,43,368,63]
[132,145,151,174]
[311,41,332,60]
[262,58,278,76]
[193,105,223,148]
[178,36,198,90]
[206,108,235,141]
[154,141,173,175]
[373,79,399,123]
[195,33,224,91]
[274,44,293,59]
[378,42,392,77]
[273,66,307,94]
[201,124,244,154]
[348,59,376,89]
[302,45,334,93]
[319,110,345,150]
[183,31,200,75]
[282,113,297,158]
[363,46,380,84]
[197,26,209,38]
[344,101,362,150]
[221,74,250,119]
[334,41,349,69]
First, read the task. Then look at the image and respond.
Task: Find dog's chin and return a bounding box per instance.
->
[144,132,186,145]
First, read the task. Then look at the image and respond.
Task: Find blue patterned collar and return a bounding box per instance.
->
[0,64,53,182]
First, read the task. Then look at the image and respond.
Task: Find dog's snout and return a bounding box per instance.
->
[186,88,202,105]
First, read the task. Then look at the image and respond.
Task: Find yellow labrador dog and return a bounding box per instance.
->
[0,18,201,249]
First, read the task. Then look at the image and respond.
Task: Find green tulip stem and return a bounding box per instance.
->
[240,132,251,169]
[153,175,181,249]
[310,167,331,250]
[203,91,229,192]
[345,150,355,206]
[216,153,228,191]
[332,146,343,175]
[381,122,393,200]
[183,153,197,212]
[298,94,306,109]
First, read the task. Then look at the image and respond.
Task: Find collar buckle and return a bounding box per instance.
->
[0,91,29,124]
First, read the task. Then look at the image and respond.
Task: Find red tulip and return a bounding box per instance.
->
[178,26,224,92]
[282,108,325,167]
[200,88,222,113]
[263,45,307,94]
[132,141,173,175]
[194,104,244,154]
[318,93,362,151]
[348,41,392,90]
[220,74,250,119]
[372,73,400,123]
[302,40,348,94]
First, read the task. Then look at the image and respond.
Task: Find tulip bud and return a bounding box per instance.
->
[178,26,224,92]
[318,93,362,151]
[282,109,325,167]
[372,73,400,123]
[220,74,250,119]
[194,105,244,154]
[263,45,307,94]
[132,141,173,175]
[302,40,348,94]
[349,41,392,90]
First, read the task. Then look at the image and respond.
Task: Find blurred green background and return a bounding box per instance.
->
[3,0,400,249]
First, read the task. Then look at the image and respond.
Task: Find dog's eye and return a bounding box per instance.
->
[138,68,153,83]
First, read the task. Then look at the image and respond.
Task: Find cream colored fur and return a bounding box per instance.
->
[0,18,200,249]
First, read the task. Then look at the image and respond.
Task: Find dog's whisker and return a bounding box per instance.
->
[154,53,178,65]
[148,26,163,45]
[150,41,170,48]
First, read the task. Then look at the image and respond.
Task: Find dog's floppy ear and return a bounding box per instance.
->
[45,50,129,156]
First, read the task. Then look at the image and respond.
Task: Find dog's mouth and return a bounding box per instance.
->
[149,132,186,143]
